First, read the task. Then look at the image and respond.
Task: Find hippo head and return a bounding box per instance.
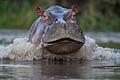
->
[29,5,85,54]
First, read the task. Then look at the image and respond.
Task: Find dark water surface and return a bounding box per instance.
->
[0,29,120,79]
[0,60,120,80]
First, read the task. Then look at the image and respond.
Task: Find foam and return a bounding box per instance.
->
[0,36,120,61]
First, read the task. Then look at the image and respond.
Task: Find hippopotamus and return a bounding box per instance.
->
[29,5,85,55]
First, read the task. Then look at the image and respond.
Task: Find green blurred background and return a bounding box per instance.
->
[0,0,120,32]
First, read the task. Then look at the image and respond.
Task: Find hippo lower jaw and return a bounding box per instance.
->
[44,38,84,55]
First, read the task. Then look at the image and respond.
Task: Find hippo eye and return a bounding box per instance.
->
[72,14,75,17]
[64,11,76,22]
[69,12,76,23]
[71,12,76,18]
[42,14,49,20]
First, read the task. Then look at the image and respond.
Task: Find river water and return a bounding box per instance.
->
[0,29,120,79]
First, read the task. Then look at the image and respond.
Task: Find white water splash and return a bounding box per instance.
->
[0,36,120,61]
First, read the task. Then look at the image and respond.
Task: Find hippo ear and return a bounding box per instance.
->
[71,5,80,14]
[35,6,44,16]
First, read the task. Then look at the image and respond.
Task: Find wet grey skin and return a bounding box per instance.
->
[29,6,85,55]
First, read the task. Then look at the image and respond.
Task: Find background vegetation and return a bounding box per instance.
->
[0,0,120,32]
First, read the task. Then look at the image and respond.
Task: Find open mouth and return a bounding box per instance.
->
[44,38,84,54]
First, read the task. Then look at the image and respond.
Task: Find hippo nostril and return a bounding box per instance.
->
[55,17,66,24]
[55,19,58,21]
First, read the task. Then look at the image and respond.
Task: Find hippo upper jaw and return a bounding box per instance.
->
[40,22,85,54]
[42,22,85,43]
